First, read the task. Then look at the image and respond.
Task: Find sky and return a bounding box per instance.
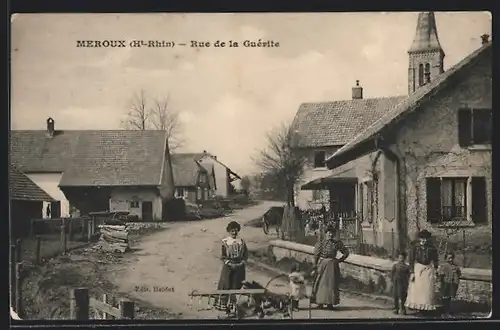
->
[10,12,492,176]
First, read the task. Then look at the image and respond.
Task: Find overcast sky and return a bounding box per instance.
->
[10,12,491,176]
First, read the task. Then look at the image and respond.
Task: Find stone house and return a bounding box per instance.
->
[326,15,492,251]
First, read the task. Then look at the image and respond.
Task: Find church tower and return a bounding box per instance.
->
[408,12,445,94]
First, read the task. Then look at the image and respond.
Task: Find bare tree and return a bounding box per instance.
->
[121,90,184,151]
[255,122,307,206]
[254,122,307,241]
[122,90,150,130]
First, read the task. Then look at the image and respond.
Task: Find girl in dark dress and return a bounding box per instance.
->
[214,221,248,312]
[311,225,350,310]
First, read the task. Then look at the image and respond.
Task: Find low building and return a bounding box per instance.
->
[9,165,55,237]
[197,151,241,198]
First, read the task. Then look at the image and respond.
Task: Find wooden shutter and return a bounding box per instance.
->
[471,177,487,223]
[458,109,472,147]
[426,178,441,223]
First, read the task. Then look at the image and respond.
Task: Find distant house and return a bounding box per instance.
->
[171,153,216,203]
[195,151,241,198]
[11,119,175,221]
[9,165,55,237]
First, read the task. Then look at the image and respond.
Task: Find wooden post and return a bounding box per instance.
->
[119,299,135,319]
[30,219,35,238]
[15,239,22,263]
[10,244,17,309]
[61,218,67,255]
[68,219,73,241]
[102,294,108,319]
[82,218,86,238]
[35,236,42,265]
[15,262,24,318]
[463,229,467,268]
[87,219,92,242]
[391,228,395,259]
[70,288,89,320]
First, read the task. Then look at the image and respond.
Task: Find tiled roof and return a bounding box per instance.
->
[10,165,55,201]
[171,153,206,187]
[11,130,169,186]
[328,42,492,167]
[291,96,406,148]
[58,130,168,186]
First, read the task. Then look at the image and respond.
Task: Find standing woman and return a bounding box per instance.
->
[405,229,440,314]
[311,225,350,310]
[214,221,248,312]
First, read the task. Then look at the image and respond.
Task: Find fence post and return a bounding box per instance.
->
[391,228,395,259]
[119,299,135,319]
[61,219,67,255]
[462,229,467,268]
[10,244,17,310]
[36,236,42,265]
[70,288,89,320]
[68,219,73,241]
[102,294,108,319]
[16,239,22,263]
[87,219,92,241]
[15,262,24,318]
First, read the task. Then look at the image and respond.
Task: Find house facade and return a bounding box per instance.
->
[291,85,405,211]
[326,14,492,251]
[171,153,215,203]
[197,151,241,198]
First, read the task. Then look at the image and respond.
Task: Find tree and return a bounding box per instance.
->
[240,176,251,195]
[121,90,184,151]
[254,122,307,241]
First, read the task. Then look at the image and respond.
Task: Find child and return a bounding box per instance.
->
[391,250,410,315]
[289,263,307,311]
[438,251,461,316]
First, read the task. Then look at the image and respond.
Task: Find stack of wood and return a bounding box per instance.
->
[96,224,130,253]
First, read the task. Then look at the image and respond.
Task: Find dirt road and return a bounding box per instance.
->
[112,201,402,319]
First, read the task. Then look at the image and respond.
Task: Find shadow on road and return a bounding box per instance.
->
[309,305,392,311]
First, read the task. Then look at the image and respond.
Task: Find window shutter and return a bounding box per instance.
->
[426,178,441,223]
[471,177,487,223]
[458,109,472,147]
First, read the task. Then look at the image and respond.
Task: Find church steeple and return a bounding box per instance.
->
[407,12,445,94]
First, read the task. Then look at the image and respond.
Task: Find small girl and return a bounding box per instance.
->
[438,251,461,316]
[289,263,307,310]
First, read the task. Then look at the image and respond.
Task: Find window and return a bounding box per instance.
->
[176,188,185,198]
[426,177,487,224]
[424,63,431,83]
[199,174,207,184]
[312,190,322,201]
[418,63,424,86]
[458,108,492,146]
[130,201,140,208]
[313,151,326,168]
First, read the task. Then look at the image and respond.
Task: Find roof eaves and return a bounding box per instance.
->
[158,131,168,186]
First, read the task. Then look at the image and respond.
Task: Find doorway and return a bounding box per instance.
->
[142,201,153,222]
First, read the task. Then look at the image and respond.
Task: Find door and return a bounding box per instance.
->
[50,201,61,218]
[142,201,153,222]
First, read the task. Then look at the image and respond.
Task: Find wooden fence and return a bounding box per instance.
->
[71,288,135,320]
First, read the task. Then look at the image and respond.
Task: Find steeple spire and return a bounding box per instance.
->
[408,12,444,54]
[407,12,445,95]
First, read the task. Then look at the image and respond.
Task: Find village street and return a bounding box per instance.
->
[112,201,404,320]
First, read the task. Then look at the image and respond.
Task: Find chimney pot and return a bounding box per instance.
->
[481,34,490,45]
[46,117,55,137]
[352,80,363,100]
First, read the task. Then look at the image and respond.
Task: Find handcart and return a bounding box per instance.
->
[188,274,312,320]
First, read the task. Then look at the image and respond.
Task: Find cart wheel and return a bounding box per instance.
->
[262,219,269,235]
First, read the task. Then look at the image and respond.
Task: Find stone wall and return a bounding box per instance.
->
[269,239,492,305]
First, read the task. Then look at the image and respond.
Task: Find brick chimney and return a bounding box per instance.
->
[352,80,363,100]
[46,117,55,137]
[481,34,490,45]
